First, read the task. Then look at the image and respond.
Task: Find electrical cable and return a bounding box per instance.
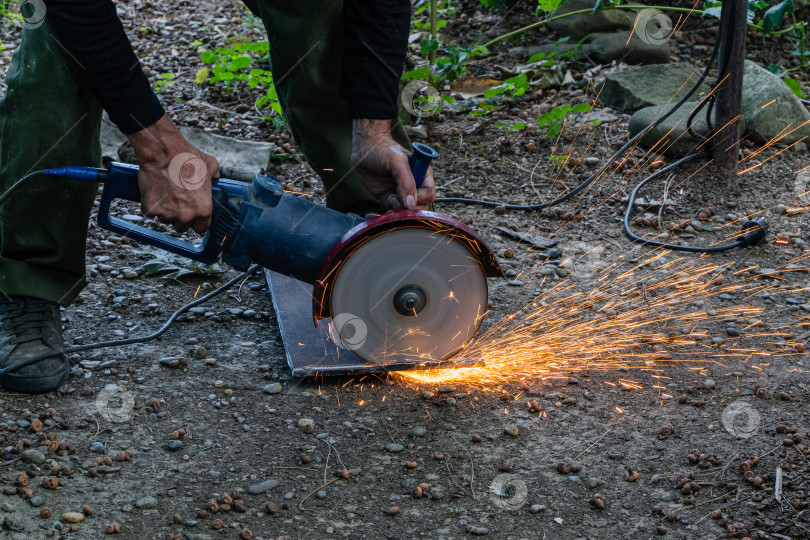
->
[434,20,723,211]
[0,265,262,377]
[621,153,768,252]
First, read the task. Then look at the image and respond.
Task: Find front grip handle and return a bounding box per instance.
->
[96,162,221,264]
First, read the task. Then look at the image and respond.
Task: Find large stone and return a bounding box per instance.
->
[99,113,278,181]
[596,63,712,112]
[548,0,634,39]
[628,101,747,157]
[741,60,810,144]
[584,31,671,65]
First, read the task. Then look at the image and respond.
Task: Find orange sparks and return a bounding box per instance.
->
[193,285,201,298]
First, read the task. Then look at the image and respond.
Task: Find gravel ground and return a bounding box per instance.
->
[2,1,810,539]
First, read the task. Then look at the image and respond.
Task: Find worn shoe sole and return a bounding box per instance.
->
[0,356,69,394]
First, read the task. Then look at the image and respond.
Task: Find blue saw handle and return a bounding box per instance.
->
[388,142,438,210]
[96,162,222,263]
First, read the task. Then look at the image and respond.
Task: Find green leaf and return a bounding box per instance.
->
[200,50,220,64]
[762,0,793,34]
[401,66,431,81]
[512,122,527,130]
[229,56,253,71]
[483,86,506,98]
[784,77,807,99]
[441,95,456,103]
[420,38,440,57]
[570,102,593,113]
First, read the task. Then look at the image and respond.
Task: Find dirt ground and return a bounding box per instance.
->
[2,0,810,539]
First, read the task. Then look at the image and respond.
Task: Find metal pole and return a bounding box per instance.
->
[712,0,747,171]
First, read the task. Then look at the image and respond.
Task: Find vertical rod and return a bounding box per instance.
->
[712,0,747,171]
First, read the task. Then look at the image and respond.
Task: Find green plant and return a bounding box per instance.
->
[484,73,530,98]
[194,39,284,126]
[784,77,807,98]
[154,73,175,93]
[537,103,592,139]
[494,121,527,133]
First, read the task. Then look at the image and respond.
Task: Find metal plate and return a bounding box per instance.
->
[266,270,478,377]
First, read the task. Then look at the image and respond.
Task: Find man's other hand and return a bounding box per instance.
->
[351,119,436,211]
[126,115,219,234]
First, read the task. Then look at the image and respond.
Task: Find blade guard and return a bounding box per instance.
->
[312,210,503,325]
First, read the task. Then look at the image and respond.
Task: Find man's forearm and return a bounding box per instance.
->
[43,0,164,134]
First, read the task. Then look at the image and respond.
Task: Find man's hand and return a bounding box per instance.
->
[351,119,436,210]
[126,115,219,234]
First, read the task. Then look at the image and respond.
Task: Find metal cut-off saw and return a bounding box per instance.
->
[77,143,501,375]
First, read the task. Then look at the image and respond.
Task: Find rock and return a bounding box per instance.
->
[703,378,716,389]
[262,383,282,394]
[408,426,427,438]
[135,496,158,509]
[585,477,604,488]
[629,102,721,156]
[298,419,315,432]
[466,524,490,536]
[530,504,547,513]
[597,63,712,112]
[584,31,671,65]
[20,449,45,464]
[1,502,13,512]
[504,426,519,437]
[548,0,633,38]
[177,126,277,181]
[62,512,85,523]
[741,60,810,144]
[437,385,455,393]
[89,442,105,454]
[247,479,280,495]
[165,440,183,452]
[507,280,524,287]
[28,496,44,508]
[384,443,405,453]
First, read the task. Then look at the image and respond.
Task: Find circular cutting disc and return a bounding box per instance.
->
[329,227,489,364]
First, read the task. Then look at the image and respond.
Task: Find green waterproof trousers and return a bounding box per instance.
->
[0,2,409,307]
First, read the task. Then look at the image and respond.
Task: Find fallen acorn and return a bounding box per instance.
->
[117,451,128,462]
[627,471,640,482]
[103,456,113,466]
[500,460,512,472]
[471,433,483,443]
[387,506,400,516]
[504,426,519,437]
[591,495,605,510]
[220,504,232,512]
[266,502,278,514]
[82,505,93,516]
[340,468,350,479]
[233,500,247,513]
[31,419,43,433]
[197,509,208,519]
[173,514,183,525]
[656,526,667,535]
[221,493,233,505]
[40,507,52,519]
[405,461,417,469]
[755,386,767,399]
[434,451,446,461]
[171,429,187,440]
[241,528,253,539]
[660,423,676,437]
[413,487,423,499]
[212,518,223,530]
[207,499,219,513]
[105,522,122,534]
[16,472,28,487]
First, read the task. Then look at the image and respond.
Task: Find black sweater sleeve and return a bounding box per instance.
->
[341,0,411,119]
[43,0,165,134]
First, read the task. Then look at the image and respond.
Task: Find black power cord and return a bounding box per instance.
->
[0,265,262,377]
[622,153,769,252]
[436,6,766,254]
